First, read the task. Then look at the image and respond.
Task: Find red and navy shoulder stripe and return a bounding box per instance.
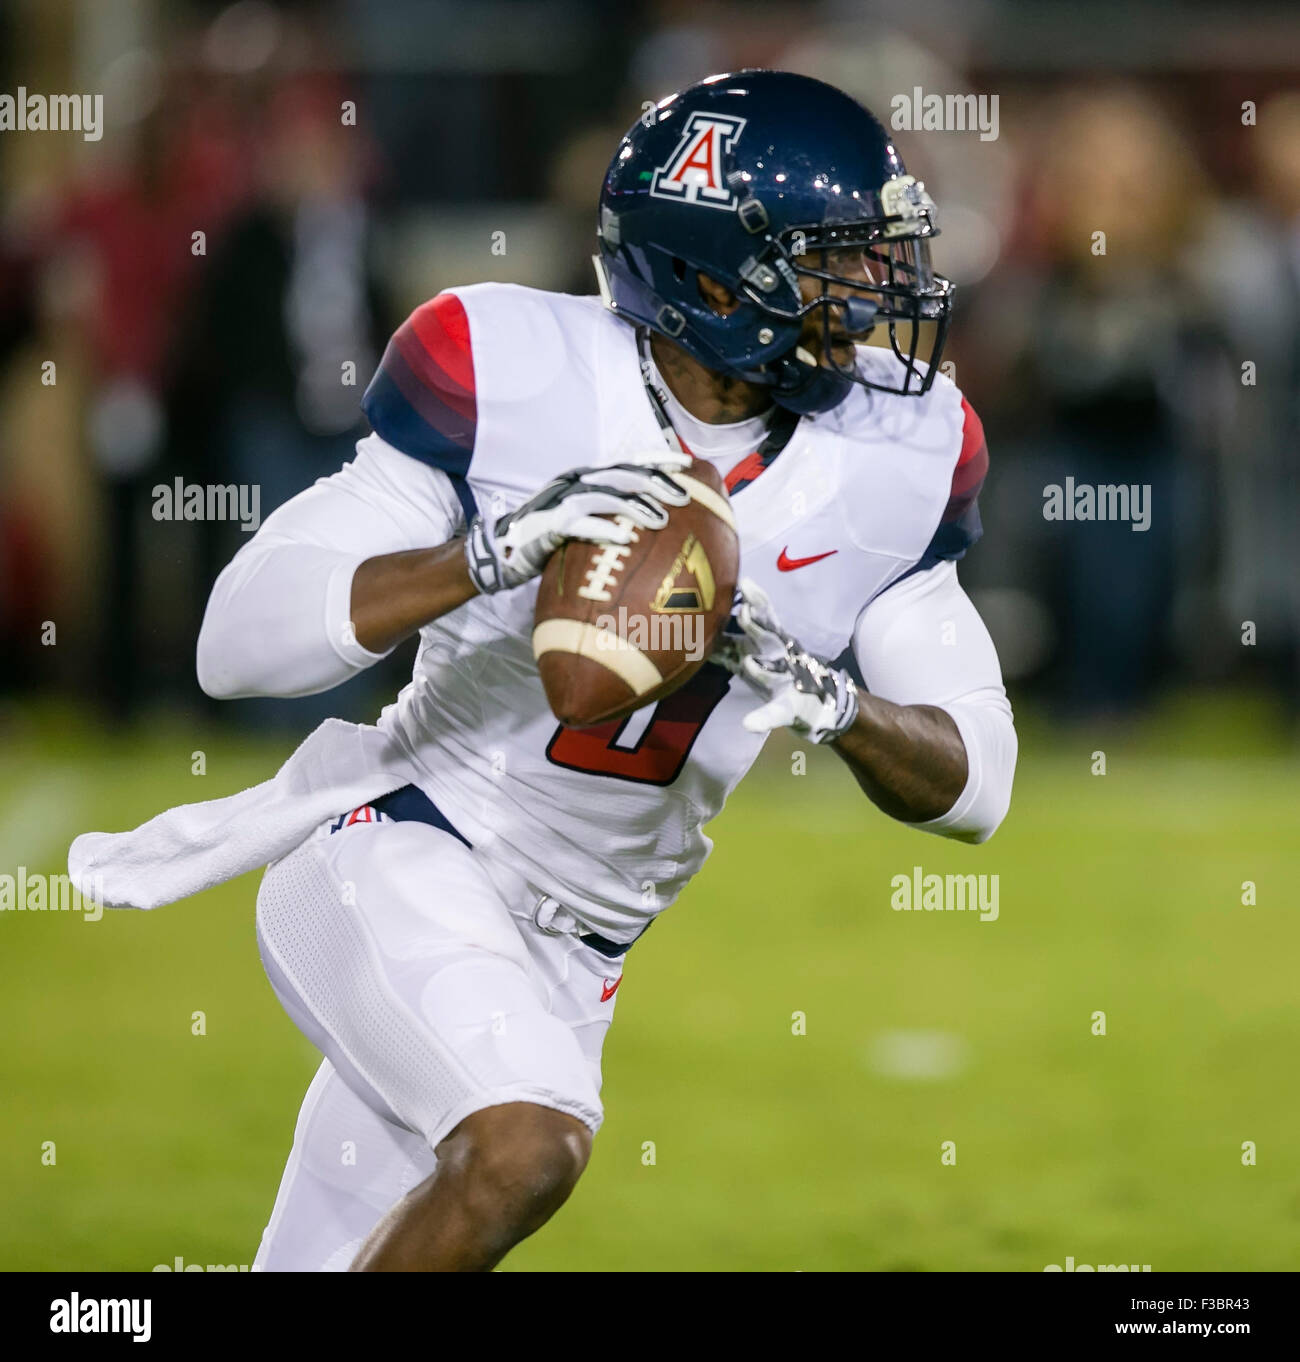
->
[883,395,988,592]
[362,293,477,478]
[926,395,987,562]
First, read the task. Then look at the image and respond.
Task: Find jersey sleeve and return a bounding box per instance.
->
[196,434,465,699]
[362,291,478,523]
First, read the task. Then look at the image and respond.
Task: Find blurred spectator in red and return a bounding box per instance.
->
[165,74,396,730]
[33,71,255,717]
[0,237,44,694]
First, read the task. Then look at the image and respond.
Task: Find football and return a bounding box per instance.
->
[532,459,739,728]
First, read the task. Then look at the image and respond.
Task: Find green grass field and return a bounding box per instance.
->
[2,695,1297,1271]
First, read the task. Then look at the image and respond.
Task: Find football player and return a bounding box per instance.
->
[71,70,1016,1270]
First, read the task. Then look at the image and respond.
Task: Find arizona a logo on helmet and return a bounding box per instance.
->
[650,112,746,208]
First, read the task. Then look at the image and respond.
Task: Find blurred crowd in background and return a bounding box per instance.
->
[1,0,1298,729]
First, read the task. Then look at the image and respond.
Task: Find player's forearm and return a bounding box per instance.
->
[198,538,476,700]
[832,685,1017,843]
[196,436,473,700]
[349,539,478,653]
[830,693,969,824]
[846,561,1017,842]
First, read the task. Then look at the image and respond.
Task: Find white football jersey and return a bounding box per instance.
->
[359,283,989,938]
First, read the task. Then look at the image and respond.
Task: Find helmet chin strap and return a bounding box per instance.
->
[739,293,879,415]
[764,351,854,415]
[731,344,852,415]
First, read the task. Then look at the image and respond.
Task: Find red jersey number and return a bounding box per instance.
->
[544,664,732,786]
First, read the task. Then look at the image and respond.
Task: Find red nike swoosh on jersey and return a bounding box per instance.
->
[777,547,839,571]
[601,976,622,1002]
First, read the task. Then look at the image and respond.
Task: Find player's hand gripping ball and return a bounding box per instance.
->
[531,455,740,728]
[713,578,860,744]
[465,450,694,594]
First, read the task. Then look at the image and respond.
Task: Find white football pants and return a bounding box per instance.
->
[251,813,624,1270]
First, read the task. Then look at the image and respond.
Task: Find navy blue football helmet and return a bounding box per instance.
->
[595,70,954,413]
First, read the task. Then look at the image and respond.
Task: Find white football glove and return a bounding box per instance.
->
[465,450,692,595]
[713,577,860,744]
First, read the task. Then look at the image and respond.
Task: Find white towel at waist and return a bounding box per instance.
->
[67,718,416,911]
